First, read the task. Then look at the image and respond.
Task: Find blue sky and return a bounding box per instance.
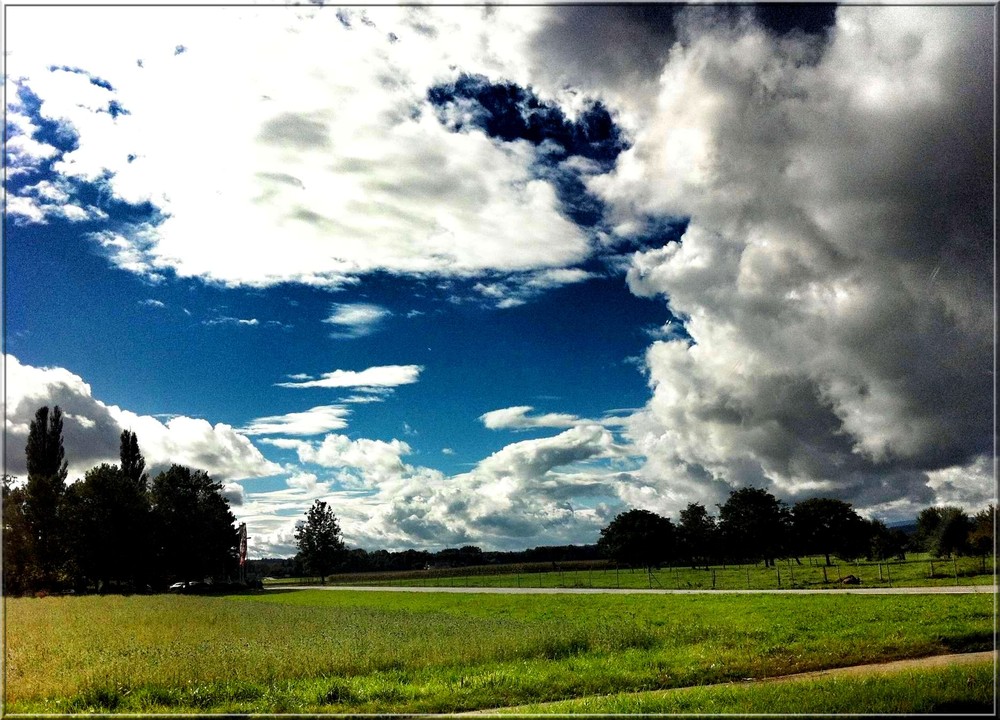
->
[4,3,994,556]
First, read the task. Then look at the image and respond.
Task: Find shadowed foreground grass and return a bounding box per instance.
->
[3,590,995,713]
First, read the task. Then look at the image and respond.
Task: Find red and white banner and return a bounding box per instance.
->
[238,523,248,567]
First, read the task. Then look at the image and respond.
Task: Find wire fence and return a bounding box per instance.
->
[263,554,996,591]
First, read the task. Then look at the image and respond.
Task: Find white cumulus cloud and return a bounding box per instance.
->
[4,354,282,482]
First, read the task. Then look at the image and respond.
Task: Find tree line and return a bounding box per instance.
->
[287,490,995,584]
[2,406,240,596]
[596,487,996,570]
[257,505,601,581]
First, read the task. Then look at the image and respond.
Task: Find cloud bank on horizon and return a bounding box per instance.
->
[4,4,994,557]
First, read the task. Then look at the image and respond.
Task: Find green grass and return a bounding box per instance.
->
[4,590,995,713]
[503,660,997,714]
[271,553,996,591]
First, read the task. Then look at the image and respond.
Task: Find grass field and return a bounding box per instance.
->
[3,589,995,713]
[503,660,997,714]
[270,553,996,591]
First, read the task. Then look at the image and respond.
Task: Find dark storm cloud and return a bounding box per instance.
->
[610,6,994,517]
[528,4,681,90]
[752,4,838,37]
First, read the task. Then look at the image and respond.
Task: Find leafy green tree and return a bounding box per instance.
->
[294,500,346,582]
[967,505,996,558]
[2,475,32,595]
[865,518,908,561]
[150,465,238,585]
[915,506,944,552]
[63,463,151,591]
[23,406,70,587]
[933,507,973,558]
[597,509,675,569]
[717,487,790,567]
[917,506,973,558]
[791,497,868,565]
[677,502,717,568]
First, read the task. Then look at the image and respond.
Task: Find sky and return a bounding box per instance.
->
[3,2,995,557]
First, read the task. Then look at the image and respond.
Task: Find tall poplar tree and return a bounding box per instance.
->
[23,406,70,586]
[119,429,149,490]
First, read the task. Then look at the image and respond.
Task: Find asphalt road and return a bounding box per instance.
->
[268,584,997,595]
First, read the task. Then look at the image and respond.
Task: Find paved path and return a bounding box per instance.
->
[268,584,997,595]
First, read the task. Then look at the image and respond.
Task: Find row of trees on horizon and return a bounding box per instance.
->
[4,406,996,595]
[287,493,996,583]
[594,491,995,572]
[3,406,240,596]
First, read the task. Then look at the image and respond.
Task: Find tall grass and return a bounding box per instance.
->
[4,590,995,713]
[503,660,997,714]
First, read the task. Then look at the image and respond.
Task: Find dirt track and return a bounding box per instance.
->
[269,583,997,595]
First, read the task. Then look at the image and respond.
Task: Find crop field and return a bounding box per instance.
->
[3,589,995,714]
[271,553,996,591]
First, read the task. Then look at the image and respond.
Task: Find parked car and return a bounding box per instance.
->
[167,580,202,593]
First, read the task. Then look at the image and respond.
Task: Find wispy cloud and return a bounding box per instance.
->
[480,405,631,432]
[276,365,422,390]
[203,316,259,327]
[323,303,391,338]
[240,405,352,436]
[139,298,165,308]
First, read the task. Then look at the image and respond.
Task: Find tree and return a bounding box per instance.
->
[63,463,151,591]
[23,406,70,587]
[865,519,908,561]
[967,505,996,558]
[916,506,973,558]
[597,509,675,569]
[677,503,717,568]
[933,507,973,558]
[119,429,149,491]
[149,465,238,585]
[294,500,345,582]
[2,475,32,595]
[717,487,790,566]
[791,497,868,565]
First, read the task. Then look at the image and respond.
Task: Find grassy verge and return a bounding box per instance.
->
[4,590,995,713]
[501,660,997,714]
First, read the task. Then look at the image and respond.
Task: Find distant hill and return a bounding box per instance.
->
[887,520,918,535]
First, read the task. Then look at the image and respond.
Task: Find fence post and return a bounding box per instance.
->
[776,567,781,589]
[886,561,892,587]
[616,564,620,589]
[878,563,883,582]
[712,568,716,590]
[929,561,935,578]
[822,565,828,583]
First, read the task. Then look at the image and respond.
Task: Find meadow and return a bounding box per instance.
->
[3,588,995,714]
[270,553,996,591]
